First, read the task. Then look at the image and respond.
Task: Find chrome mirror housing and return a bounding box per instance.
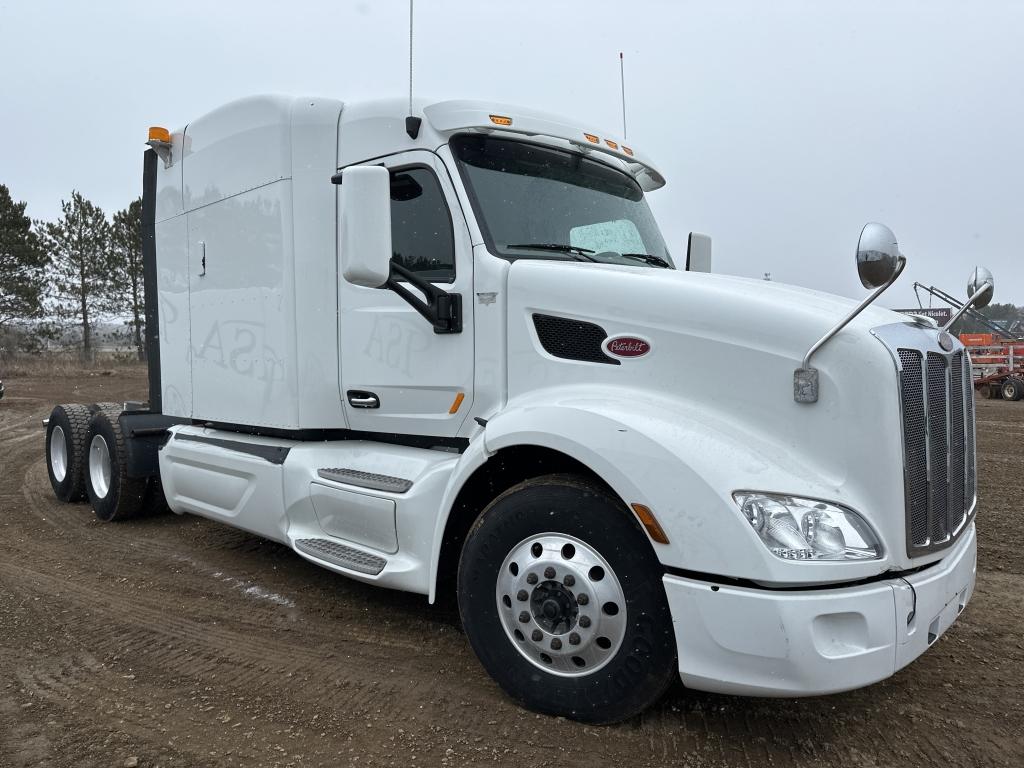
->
[967,266,994,309]
[856,222,902,289]
[795,222,907,404]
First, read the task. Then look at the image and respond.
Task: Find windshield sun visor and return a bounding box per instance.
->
[423,100,666,192]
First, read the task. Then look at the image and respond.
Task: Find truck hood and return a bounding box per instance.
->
[503,259,932,571]
[506,259,906,367]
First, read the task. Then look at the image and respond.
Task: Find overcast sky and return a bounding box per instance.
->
[2,0,1020,307]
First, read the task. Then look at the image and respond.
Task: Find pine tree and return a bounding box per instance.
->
[110,198,146,360]
[37,191,113,361]
[0,184,48,330]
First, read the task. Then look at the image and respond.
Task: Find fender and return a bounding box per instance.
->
[430,385,895,597]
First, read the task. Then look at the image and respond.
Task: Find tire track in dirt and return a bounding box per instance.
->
[2,371,1023,768]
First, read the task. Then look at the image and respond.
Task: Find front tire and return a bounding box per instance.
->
[84,409,147,522]
[457,475,677,724]
[46,404,91,502]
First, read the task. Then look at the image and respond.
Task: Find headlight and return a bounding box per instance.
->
[732,493,883,561]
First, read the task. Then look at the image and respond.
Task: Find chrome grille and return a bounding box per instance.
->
[948,351,966,537]
[965,352,976,502]
[895,343,977,556]
[898,350,928,546]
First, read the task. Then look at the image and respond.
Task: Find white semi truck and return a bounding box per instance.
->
[43,95,992,723]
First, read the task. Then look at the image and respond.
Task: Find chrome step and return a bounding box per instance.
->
[294,538,387,575]
[317,467,413,494]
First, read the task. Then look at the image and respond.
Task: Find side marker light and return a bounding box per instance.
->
[631,503,669,544]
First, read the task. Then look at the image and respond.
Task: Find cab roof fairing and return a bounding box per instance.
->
[422,100,667,192]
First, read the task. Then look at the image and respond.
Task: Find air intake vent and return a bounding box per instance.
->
[532,314,619,365]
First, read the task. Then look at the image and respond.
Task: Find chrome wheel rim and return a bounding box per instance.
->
[88,434,112,499]
[496,533,627,677]
[50,425,68,482]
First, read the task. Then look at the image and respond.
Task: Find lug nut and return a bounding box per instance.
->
[519,611,530,623]
[544,566,556,579]
[579,616,592,628]
[526,573,538,585]
[577,593,589,606]
[517,589,529,601]
[550,638,562,650]
[569,632,581,645]
[563,574,576,587]
[532,629,543,642]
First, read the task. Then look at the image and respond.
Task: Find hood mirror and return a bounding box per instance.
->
[795,222,907,404]
[967,266,994,309]
[943,265,995,331]
[856,222,902,289]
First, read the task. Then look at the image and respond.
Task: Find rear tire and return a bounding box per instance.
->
[457,475,677,724]
[1001,377,1024,401]
[84,409,147,522]
[46,404,91,502]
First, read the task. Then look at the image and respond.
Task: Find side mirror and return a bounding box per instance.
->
[795,222,907,404]
[967,266,994,309]
[686,232,712,273]
[339,165,392,288]
[856,222,902,288]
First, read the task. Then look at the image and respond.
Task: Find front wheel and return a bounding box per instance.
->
[457,475,677,724]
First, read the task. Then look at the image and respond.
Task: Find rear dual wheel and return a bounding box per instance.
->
[46,404,162,521]
[457,475,677,724]
[46,404,92,502]
[84,408,148,522]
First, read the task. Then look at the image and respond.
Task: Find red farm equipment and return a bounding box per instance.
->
[912,282,1024,401]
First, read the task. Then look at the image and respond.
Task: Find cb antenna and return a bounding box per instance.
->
[405,0,421,138]
[619,51,627,139]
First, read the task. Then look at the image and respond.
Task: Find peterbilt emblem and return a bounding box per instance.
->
[604,336,651,358]
[938,331,955,352]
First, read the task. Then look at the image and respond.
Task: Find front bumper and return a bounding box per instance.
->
[663,522,977,696]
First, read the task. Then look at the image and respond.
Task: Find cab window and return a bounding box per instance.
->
[390,167,455,282]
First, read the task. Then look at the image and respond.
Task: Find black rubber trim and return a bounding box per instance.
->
[193,420,469,453]
[142,148,161,413]
[663,560,941,593]
[174,433,291,465]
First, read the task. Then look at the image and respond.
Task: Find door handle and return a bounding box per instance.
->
[347,391,380,409]
[198,241,207,277]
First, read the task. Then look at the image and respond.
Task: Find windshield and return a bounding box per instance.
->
[450,134,673,269]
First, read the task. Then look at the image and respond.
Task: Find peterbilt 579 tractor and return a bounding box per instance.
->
[43,95,992,722]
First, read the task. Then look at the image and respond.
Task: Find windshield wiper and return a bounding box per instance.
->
[619,252,672,269]
[505,243,597,261]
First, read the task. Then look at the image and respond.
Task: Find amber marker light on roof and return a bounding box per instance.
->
[631,503,670,544]
[622,146,634,157]
[148,126,170,143]
[605,139,619,150]
[583,133,600,144]
[489,115,513,126]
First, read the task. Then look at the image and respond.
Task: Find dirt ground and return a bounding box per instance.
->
[0,368,1021,768]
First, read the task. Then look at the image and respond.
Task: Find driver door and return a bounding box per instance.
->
[338,151,475,438]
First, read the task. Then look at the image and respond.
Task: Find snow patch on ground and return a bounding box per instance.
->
[170,554,297,608]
